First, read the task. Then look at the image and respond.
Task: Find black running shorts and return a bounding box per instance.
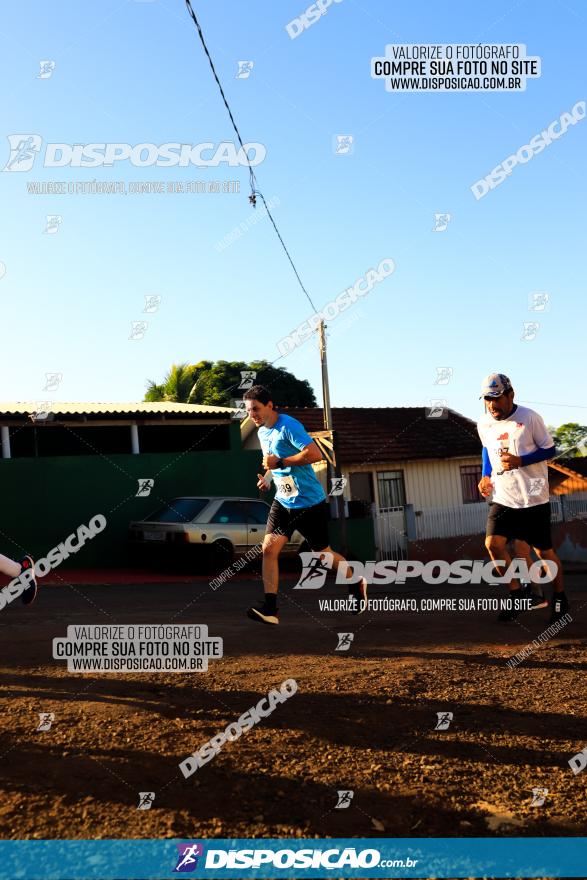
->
[486,501,553,550]
[266,499,330,551]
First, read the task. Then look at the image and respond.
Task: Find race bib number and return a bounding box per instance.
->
[273,474,298,499]
[495,443,514,475]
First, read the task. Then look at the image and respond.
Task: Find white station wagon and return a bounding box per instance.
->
[129,496,304,568]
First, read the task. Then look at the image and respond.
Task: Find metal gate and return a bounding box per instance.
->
[373,506,408,560]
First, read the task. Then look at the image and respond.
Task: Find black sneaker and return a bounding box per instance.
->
[497,589,521,622]
[549,592,570,625]
[246,601,279,625]
[521,583,548,610]
[348,578,368,615]
[18,555,37,606]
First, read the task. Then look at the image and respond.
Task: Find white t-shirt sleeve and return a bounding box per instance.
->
[531,412,554,450]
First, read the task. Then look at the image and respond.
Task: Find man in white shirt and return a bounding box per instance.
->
[476,373,568,624]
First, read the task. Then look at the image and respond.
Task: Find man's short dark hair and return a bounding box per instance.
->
[243,384,274,406]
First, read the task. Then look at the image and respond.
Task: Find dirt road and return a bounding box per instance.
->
[0,572,585,842]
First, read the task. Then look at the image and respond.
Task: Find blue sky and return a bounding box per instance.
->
[0,0,585,430]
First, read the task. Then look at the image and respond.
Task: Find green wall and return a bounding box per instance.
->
[0,446,262,568]
[0,425,375,568]
[327,518,375,563]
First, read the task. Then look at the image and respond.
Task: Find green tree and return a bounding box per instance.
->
[550,422,587,457]
[145,360,316,407]
[145,363,201,403]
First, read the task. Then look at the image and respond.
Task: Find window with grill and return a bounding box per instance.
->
[460,464,482,504]
[377,470,406,510]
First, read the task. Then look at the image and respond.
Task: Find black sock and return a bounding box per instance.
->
[264,594,277,611]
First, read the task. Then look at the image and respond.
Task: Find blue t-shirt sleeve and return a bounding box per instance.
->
[482,446,492,477]
[284,417,314,452]
[520,446,556,466]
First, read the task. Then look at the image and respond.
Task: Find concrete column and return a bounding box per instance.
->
[1,426,10,459]
[130,424,140,454]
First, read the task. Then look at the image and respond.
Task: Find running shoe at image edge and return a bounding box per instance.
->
[247,602,279,625]
[521,582,548,610]
[348,578,368,615]
[18,555,37,606]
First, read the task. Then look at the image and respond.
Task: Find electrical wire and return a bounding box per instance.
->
[184,0,319,316]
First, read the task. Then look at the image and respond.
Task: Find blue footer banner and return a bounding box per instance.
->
[0,838,586,879]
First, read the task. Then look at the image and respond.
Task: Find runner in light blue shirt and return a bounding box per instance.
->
[243,385,367,626]
[258,412,326,510]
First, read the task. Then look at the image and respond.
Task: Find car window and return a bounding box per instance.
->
[210,501,248,524]
[144,499,209,523]
[247,501,269,525]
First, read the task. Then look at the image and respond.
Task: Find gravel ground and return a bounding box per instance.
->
[0,571,585,853]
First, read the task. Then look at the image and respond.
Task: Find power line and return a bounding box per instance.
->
[184,0,319,316]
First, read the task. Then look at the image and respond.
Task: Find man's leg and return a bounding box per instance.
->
[485,534,524,622]
[525,503,568,623]
[261,532,290,596]
[294,500,368,614]
[318,547,359,582]
[532,546,570,624]
[313,545,368,614]
[485,535,520,592]
[246,532,289,625]
[532,547,563,593]
[514,540,549,579]
[513,540,548,609]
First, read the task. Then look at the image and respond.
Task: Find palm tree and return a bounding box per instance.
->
[145,359,316,406]
[144,363,200,403]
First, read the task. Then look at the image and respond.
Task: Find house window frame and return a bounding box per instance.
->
[376,469,406,511]
[460,464,482,504]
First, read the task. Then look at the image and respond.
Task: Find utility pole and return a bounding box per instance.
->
[318,320,348,555]
[319,320,333,432]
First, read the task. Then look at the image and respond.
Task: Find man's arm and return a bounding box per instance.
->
[282,441,323,466]
[519,446,556,466]
[478,447,493,496]
[517,412,556,465]
[501,445,556,469]
[257,470,272,491]
[482,446,491,476]
[264,442,323,469]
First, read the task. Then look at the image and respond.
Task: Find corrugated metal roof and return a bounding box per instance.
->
[0,401,236,416]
